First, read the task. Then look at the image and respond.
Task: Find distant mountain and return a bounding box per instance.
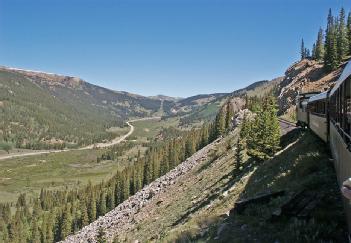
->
[0,67,167,149]
[166,93,229,116]
[177,79,283,125]
[148,95,182,102]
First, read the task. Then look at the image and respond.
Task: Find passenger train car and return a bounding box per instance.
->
[296,61,351,231]
[296,92,320,128]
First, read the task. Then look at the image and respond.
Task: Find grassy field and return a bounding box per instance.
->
[131,117,179,139]
[0,141,149,204]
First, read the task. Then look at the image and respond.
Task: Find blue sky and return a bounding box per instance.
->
[0,0,350,97]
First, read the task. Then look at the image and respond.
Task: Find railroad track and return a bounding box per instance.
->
[278,118,297,127]
[278,118,297,134]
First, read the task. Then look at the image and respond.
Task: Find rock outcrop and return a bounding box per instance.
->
[62,137,222,243]
[277,59,343,115]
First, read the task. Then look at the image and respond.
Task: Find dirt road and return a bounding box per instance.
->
[0,117,161,161]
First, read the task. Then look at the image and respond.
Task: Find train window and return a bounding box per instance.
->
[345,77,351,136]
[310,99,326,116]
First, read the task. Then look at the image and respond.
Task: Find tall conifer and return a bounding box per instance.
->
[337,8,349,62]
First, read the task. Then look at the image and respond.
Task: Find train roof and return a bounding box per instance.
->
[297,92,320,100]
[298,91,320,96]
[330,60,351,96]
[308,91,328,103]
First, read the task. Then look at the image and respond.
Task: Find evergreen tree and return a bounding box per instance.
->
[60,204,72,240]
[235,139,244,173]
[225,101,234,130]
[98,192,107,217]
[214,108,226,137]
[31,220,41,243]
[80,201,89,227]
[200,124,209,148]
[315,28,325,61]
[87,194,96,223]
[312,43,316,59]
[247,96,280,161]
[185,136,196,158]
[337,8,349,62]
[300,39,307,59]
[45,212,55,243]
[106,188,115,212]
[143,153,153,185]
[325,9,339,71]
[122,172,130,201]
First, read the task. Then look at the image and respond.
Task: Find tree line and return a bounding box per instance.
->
[300,8,351,72]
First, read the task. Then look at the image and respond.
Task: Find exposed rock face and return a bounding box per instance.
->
[228,97,246,114]
[277,59,342,115]
[232,109,255,128]
[61,138,222,243]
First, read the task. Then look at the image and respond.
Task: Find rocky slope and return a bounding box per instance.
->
[277,59,344,117]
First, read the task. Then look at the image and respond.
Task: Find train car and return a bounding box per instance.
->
[296,92,320,127]
[328,61,351,232]
[307,91,329,142]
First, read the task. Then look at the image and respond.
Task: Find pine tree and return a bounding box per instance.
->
[325,9,339,71]
[106,188,115,212]
[312,43,316,59]
[32,199,42,219]
[143,153,153,185]
[31,220,41,243]
[247,96,280,161]
[214,108,226,137]
[300,39,307,59]
[185,136,195,158]
[122,172,130,201]
[337,8,349,62]
[48,213,55,243]
[60,204,72,240]
[80,201,89,227]
[87,194,96,223]
[98,192,107,216]
[225,101,234,131]
[315,28,325,61]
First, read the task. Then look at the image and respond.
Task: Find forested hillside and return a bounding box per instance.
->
[0,68,165,150]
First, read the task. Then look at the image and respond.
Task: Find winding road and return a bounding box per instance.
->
[0,117,161,161]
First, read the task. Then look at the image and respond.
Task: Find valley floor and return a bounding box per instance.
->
[0,117,161,161]
[0,117,165,203]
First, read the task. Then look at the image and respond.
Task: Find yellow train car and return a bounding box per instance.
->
[328,61,351,232]
[307,92,329,142]
[296,92,319,127]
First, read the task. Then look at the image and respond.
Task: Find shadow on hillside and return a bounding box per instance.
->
[215,129,348,242]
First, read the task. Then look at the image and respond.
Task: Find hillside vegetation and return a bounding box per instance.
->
[0,68,165,150]
[111,129,346,243]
